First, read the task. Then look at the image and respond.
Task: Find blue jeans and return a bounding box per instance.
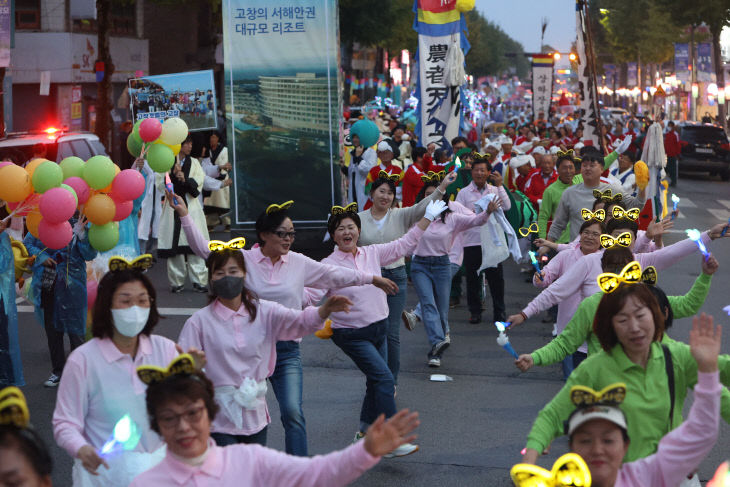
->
[381,265,407,384]
[331,320,396,433]
[413,263,460,335]
[269,340,307,456]
[211,426,268,447]
[411,255,452,347]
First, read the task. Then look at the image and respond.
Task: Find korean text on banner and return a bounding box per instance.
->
[223,0,339,225]
[532,55,554,121]
[575,2,600,148]
[674,43,690,83]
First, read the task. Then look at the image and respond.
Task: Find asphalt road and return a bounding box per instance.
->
[15,170,730,486]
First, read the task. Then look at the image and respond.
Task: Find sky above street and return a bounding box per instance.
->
[474,0,576,54]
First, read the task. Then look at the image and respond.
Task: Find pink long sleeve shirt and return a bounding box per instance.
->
[446,201,471,266]
[180,214,373,310]
[53,335,178,458]
[178,300,324,435]
[616,371,720,486]
[454,181,511,247]
[414,203,491,257]
[129,438,379,487]
[309,225,424,329]
[522,231,712,318]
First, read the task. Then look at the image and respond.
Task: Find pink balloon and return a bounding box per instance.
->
[39,187,77,224]
[63,177,91,204]
[112,199,133,221]
[38,220,72,249]
[87,280,98,309]
[0,161,13,170]
[111,169,145,201]
[139,118,163,142]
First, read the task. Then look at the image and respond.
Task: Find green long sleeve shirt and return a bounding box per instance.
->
[536,151,618,242]
[526,339,730,462]
[532,273,713,366]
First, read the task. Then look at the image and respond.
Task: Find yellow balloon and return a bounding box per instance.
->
[25,158,50,179]
[0,165,33,202]
[26,211,42,238]
[153,139,181,156]
[84,193,116,225]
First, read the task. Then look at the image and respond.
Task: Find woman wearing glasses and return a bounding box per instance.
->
[167,192,397,457]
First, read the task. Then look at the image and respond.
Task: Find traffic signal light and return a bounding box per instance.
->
[553,52,561,60]
[569,53,577,61]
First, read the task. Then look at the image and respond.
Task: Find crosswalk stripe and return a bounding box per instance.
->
[718,200,730,210]
[708,208,730,221]
[677,197,696,208]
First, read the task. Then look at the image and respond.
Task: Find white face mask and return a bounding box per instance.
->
[111,306,150,337]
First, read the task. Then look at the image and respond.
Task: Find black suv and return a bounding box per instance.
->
[679,123,730,180]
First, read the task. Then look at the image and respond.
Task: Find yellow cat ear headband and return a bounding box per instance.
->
[592,189,623,204]
[596,260,657,293]
[580,208,605,222]
[510,453,592,487]
[599,232,632,249]
[108,254,154,273]
[570,383,626,408]
[208,237,246,252]
[331,202,358,215]
[137,354,196,386]
[518,222,539,237]
[0,387,30,429]
[420,171,445,183]
[265,200,294,215]
[556,149,575,158]
[377,170,401,183]
[611,206,640,221]
[474,152,493,161]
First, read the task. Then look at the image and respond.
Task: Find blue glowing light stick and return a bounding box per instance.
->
[494,321,512,333]
[497,332,519,359]
[165,173,178,206]
[99,415,141,457]
[721,218,730,237]
[671,194,680,220]
[686,229,710,261]
[528,251,543,281]
[723,305,730,316]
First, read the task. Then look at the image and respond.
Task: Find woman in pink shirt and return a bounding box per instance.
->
[410,187,499,368]
[178,248,352,449]
[130,363,421,487]
[52,263,203,486]
[168,192,396,457]
[305,199,447,457]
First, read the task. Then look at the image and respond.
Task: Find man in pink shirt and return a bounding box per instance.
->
[455,156,511,324]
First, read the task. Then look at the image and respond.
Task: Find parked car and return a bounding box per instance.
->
[678,123,730,181]
[601,107,629,123]
[0,128,108,165]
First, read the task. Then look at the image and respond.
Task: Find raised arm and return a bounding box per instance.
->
[666,257,715,320]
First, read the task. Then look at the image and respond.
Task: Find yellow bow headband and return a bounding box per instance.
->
[580,208,605,222]
[599,232,632,249]
[592,189,623,204]
[570,382,627,408]
[556,149,575,158]
[108,254,154,273]
[378,170,401,183]
[331,202,358,215]
[137,354,197,386]
[518,222,539,237]
[611,206,640,221]
[474,152,493,161]
[420,170,445,183]
[266,200,294,215]
[511,453,592,487]
[597,260,657,293]
[208,237,246,252]
[0,387,30,429]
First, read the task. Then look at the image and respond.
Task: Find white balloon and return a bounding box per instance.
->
[159,117,189,146]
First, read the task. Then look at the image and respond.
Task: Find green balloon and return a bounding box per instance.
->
[132,119,143,138]
[60,183,78,207]
[59,157,85,180]
[83,155,116,190]
[147,144,175,173]
[88,222,119,252]
[126,132,144,158]
[32,161,63,193]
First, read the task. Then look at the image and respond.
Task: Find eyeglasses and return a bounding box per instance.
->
[581,231,601,239]
[157,405,206,429]
[274,231,296,240]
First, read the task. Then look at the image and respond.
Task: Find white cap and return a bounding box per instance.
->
[487,141,501,150]
[549,146,561,155]
[377,141,393,152]
[531,146,547,155]
[574,141,585,150]
[509,154,535,169]
[567,404,627,436]
[499,135,513,146]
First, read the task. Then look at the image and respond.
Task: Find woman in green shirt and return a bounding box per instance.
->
[516,253,718,372]
[522,276,730,465]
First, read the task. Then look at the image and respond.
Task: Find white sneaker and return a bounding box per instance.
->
[384,442,419,458]
[401,310,419,331]
[552,323,558,337]
[444,333,451,344]
[428,356,441,367]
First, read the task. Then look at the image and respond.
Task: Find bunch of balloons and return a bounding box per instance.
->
[0,155,146,252]
[126,117,189,173]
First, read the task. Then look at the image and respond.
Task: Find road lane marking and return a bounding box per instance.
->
[718,200,730,210]
[708,209,730,221]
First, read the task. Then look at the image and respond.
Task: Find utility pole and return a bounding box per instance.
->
[690,24,696,121]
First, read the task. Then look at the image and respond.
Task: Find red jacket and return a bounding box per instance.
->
[524,169,558,208]
[401,164,426,207]
[514,167,540,194]
[664,130,681,157]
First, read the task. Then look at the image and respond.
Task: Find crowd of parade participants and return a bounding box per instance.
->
[2,111,730,487]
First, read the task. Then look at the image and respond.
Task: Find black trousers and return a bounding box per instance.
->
[463,245,505,321]
[42,288,84,376]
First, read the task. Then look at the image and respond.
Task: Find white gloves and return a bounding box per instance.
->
[615,135,633,154]
[424,200,448,221]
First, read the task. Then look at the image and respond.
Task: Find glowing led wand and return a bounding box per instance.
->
[529,251,543,281]
[686,229,710,261]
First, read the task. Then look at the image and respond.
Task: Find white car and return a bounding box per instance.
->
[0,128,108,164]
